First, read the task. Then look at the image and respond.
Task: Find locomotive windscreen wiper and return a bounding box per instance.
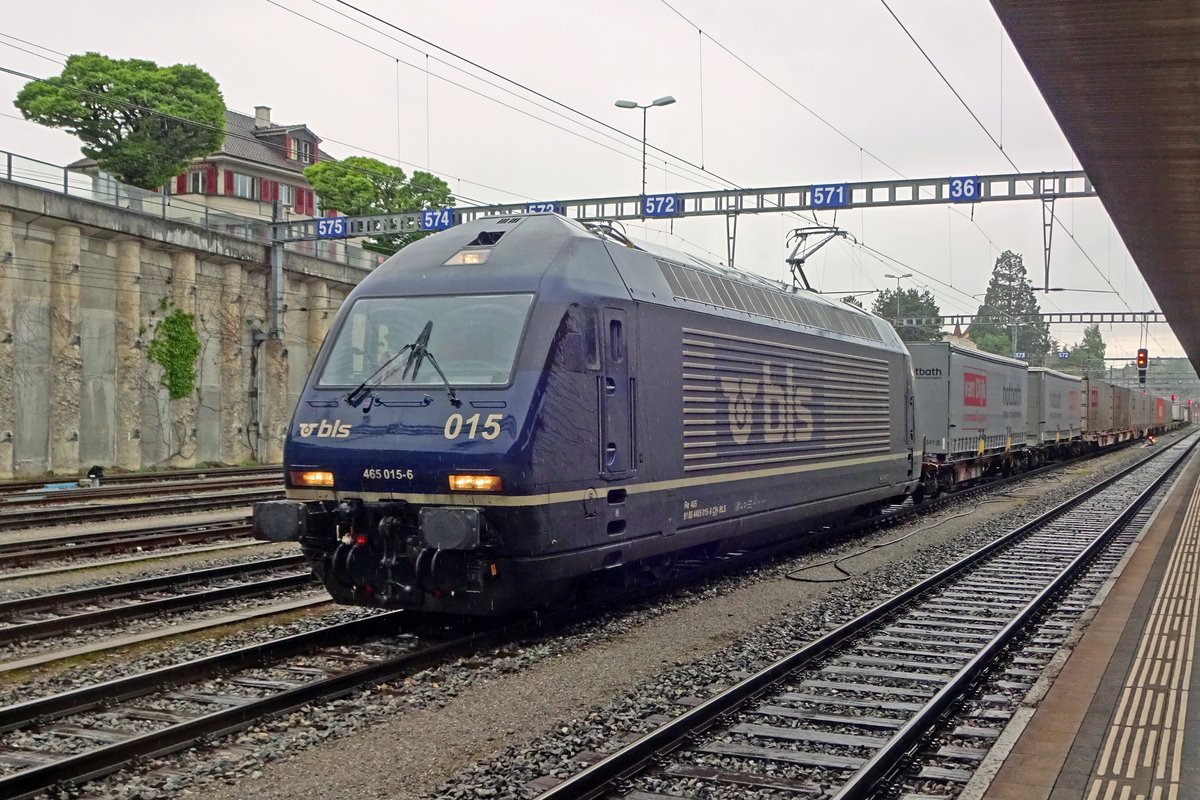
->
[345,344,414,408]
[344,321,461,409]
[401,321,462,408]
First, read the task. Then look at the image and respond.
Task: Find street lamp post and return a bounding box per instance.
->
[615,95,676,202]
[883,273,912,324]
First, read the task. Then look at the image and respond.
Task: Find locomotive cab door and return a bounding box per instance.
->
[904,365,916,478]
[599,306,637,479]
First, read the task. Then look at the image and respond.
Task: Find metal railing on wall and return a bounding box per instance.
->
[1,149,385,272]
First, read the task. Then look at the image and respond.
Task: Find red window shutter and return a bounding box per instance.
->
[304,189,314,216]
[175,175,186,194]
[206,165,217,194]
[264,180,277,202]
[293,187,303,212]
[224,170,234,195]
[326,209,338,217]
[284,134,293,160]
[312,148,319,164]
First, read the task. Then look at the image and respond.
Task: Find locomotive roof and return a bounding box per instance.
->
[353,213,904,351]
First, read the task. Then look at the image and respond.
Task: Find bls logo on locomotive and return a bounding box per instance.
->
[719,364,814,446]
[297,420,352,439]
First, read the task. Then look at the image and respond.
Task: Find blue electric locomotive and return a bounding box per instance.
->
[254,214,918,614]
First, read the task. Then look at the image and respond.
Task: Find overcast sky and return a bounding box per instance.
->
[0,0,1182,361]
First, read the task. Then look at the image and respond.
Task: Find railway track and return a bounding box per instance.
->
[0,555,311,648]
[532,436,1196,800]
[0,439,1175,798]
[0,488,279,532]
[0,518,253,569]
[0,466,280,497]
[0,610,512,797]
[0,474,279,508]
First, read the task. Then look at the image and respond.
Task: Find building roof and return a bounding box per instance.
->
[218,109,332,173]
[67,108,334,176]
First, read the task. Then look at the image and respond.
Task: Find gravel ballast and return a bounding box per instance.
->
[22,437,1182,800]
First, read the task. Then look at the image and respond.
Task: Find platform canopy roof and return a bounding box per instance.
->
[991,1,1200,370]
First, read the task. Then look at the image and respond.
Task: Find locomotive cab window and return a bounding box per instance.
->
[317,293,534,388]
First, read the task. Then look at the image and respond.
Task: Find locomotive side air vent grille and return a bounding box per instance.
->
[656,259,882,342]
[467,231,505,246]
[495,217,522,224]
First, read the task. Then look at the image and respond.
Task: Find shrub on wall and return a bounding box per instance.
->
[147,303,201,400]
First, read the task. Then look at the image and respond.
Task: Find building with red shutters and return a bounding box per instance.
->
[71,105,330,222]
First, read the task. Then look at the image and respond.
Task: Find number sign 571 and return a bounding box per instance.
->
[810,183,849,208]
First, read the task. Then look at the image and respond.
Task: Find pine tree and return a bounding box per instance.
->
[1062,324,1106,376]
[872,287,943,342]
[968,251,1051,358]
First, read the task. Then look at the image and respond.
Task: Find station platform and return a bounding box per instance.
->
[971,444,1200,800]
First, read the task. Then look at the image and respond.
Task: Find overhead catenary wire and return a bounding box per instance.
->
[877,0,1165,353]
[255,1,726,194]
[650,0,1058,310]
[0,19,1156,347]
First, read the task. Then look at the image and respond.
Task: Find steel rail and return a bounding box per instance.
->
[0,561,314,647]
[0,615,522,799]
[0,555,305,616]
[0,466,280,497]
[0,476,280,508]
[830,437,1193,798]
[534,437,1195,799]
[0,490,279,530]
[0,438,1176,799]
[0,520,252,568]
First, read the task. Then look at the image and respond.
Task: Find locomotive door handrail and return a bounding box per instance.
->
[599,306,637,480]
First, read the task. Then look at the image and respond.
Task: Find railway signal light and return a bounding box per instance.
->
[1137,347,1148,384]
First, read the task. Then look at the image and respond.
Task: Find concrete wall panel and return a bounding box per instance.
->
[79,248,116,466]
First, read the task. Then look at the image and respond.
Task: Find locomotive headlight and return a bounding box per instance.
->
[449,474,503,492]
[290,469,334,487]
[443,247,493,266]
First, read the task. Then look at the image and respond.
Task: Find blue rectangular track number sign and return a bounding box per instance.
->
[420,208,454,231]
[810,183,850,208]
[525,201,564,214]
[947,176,981,202]
[643,193,682,217]
[316,217,347,239]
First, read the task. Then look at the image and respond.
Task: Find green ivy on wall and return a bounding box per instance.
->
[147,302,201,400]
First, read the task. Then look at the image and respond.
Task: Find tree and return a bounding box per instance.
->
[15,52,225,189]
[968,250,1052,358]
[872,287,944,342]
[304,156,454,254]
[1061,323,1106,376]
